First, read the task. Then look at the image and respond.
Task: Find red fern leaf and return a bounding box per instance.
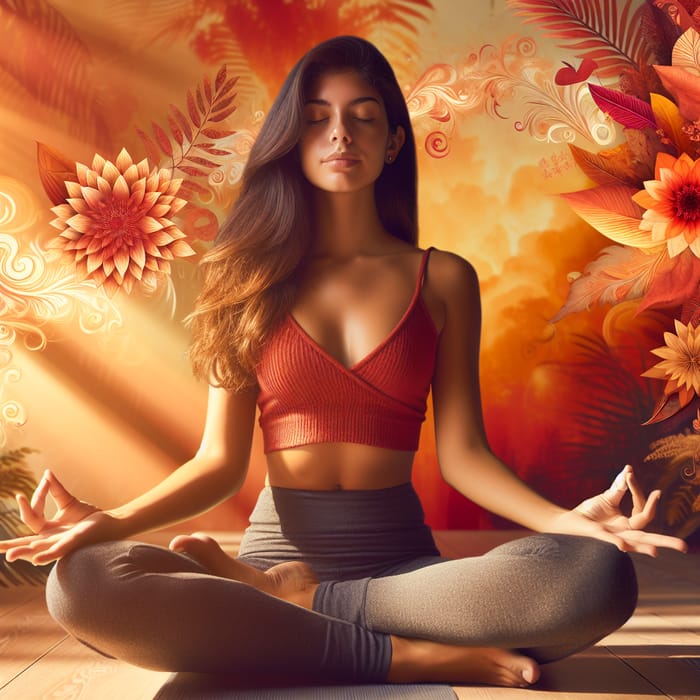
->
[151,120,173,157]
[170,104,193,143]
[209,104,236,122]
[187,90,201,128]
[214,64,227,92]
[201,127,236,139]
[507,0,654,78]
[167,113,184,147]
[196,86,207,114]
[135,126,161,165]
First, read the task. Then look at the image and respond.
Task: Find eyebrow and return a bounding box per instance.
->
[303,96,381,107]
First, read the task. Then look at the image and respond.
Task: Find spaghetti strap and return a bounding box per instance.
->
[417,247,433,290]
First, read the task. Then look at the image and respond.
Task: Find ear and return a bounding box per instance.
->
[386,125,406,163]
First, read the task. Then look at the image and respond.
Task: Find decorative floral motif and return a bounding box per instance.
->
[643,320,700,418]
[511,0,700,424]
[632,152,700,257]
[405,36,616,157]
[48,148,195,296]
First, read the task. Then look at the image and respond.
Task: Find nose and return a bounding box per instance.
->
[330,115,351,144]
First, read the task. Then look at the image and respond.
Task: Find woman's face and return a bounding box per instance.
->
[298,69,404,195]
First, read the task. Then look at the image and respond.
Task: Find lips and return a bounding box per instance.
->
[322,152,360,164]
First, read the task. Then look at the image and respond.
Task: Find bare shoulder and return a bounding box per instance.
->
[426,248,480,304]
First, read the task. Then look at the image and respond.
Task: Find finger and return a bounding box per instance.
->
[620,529,688,554]
[603,465,630,507]
[16,493,45,533]
[4,534,60,563]
[628,490,660,530]
[45,470,77,511]
[0,532,41,553]
[626,468,647,515]
[30,471,50,511]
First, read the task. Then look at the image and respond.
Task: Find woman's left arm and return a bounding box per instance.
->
[429,250,687,556]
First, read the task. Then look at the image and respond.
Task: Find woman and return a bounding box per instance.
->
[0,36,687,689]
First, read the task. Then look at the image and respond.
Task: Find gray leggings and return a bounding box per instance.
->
[46,484,637,683]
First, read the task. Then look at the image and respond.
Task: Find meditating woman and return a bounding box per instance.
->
[0,35,686,689]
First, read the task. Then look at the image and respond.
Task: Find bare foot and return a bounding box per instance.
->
[169,533,318,607]
[389,636,540,688]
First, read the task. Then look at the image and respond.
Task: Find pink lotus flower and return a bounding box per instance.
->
[632,152,700,258]
[49,148,195,295]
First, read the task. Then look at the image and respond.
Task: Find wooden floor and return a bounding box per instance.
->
[0,531,697,699]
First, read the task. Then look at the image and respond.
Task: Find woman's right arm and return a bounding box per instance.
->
[0,384,258,565]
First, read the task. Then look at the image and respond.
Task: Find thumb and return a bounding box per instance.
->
[603,465,631,507]
[45,470,77,511]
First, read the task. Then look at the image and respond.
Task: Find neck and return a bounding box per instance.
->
[310,187,388,258]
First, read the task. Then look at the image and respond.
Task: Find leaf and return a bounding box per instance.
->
[187,89,201,128]
[203,75,212,103]
[197,145,233,156]
[219,77,239,97]
[650,92,695,156]
[569,143,642,186]
[638,249,700,313]
[561,184,655,248]
[672,27,700,75]
[177,165,208,178]
[169,104,193,143]
[652,0,695,34]
[209,104,237,122]
[654,64,700,121]
[214,64,227,92]
[212,94,236,113]
[185,155,220,168]
[167,113,184,147]
[643,392,686,425]
[552,244,659,321]
[151,121,173,157]
[135,126,161,166]
[196,86,207,114]
[508,0,654,78]
[201,128,236,139]
[588,83,656,130]
[0,0,109,146]
[36,142,77,205]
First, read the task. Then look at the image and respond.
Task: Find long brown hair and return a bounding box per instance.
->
[188,36,419,391]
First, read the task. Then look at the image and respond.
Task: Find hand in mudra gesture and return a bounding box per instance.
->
[0,470,117,566]
[550,465,687,557]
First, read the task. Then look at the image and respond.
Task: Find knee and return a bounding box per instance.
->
[46,541,128,634]
[557,535,638,634]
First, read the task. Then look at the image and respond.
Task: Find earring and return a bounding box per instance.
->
[386,154,393,163]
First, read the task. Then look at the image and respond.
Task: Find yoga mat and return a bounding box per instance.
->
[154,674,457,699]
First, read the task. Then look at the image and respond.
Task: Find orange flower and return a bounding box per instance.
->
[643,320,700,410]
[49,148,195,295]
[632,152,700,258]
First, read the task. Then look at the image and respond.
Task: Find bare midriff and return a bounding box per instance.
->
[265,442,415,490]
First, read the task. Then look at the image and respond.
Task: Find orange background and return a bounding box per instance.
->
[1,0,693,535]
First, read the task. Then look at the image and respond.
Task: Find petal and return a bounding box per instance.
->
[80,187,103,209]
[115,148,133,172]
[139,216,165,234]
[102,161,121,185]
[130,239,146,268]
[112,175,131,200]
[66,214,94,234]
[86,253,104,274]
[113,248,130,277]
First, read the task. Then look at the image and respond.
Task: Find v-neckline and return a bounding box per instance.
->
[288,288,423,372]
[287,249,430,372]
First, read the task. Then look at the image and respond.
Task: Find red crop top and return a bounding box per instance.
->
[255,248,439,453]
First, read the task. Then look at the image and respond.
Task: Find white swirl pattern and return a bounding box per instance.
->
[0,179,122,446]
